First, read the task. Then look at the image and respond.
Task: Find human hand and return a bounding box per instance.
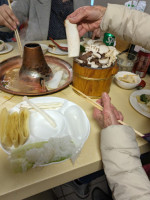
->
[67,6,106,38]
[0,4,19,31]
[92,28,101,39]
[93,92,123,129]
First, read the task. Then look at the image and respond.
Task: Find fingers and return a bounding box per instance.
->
[93,93,124,129]
[111,104,124,121]
[67,7,88,24]
[93,106,103,128]
[0,5,19,31]
[101,92,112,111]
[101,93,121,127]
[92,28,101,39]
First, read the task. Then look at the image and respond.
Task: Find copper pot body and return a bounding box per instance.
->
[19,43,53,83]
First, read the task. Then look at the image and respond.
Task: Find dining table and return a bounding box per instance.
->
[0,40,150,200]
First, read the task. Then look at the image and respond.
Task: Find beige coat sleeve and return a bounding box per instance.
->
[101,4,150,51]
[101,125,150,200]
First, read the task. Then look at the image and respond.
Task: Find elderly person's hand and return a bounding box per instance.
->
[0,4,19,30]
[93,92,123,129]
[67,6,106,38]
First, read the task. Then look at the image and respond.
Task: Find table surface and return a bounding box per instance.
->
[0,40,150,200]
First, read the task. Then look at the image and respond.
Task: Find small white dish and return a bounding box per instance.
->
[0,43,13,54]
[48,43,68,55]
[114,71,141,89]
[39,44,48,54]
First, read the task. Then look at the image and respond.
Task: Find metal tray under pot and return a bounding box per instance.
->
[0,56,72,96]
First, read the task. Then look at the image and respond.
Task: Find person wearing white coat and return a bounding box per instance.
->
[67,5,150,200]
[68,3,150,50]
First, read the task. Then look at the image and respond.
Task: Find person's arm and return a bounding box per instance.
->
[68,4,150,50]
[101,125,150,200]
[101,4,150,51]
[93,93,150,200]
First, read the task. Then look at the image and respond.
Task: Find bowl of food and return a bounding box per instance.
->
[114,71,141,89]
[0,40,5,51]
[73,39,120,98]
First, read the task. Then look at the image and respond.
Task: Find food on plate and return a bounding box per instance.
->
[45,65,69,90]
[19,108,30,145]
[23,96,56,128]
[9,136,76,172]
[20,102,63,110]
[65,19,80,57]
[137,94,150,105]
[0,108,10,146]
[48,44,56,49]
[136,94,150,112]
[49,37,68,52]
[48,43,56,52]
[75,39,119,68]
[0,40,6,51]
[0,108,30,148]
[118,74,138,83]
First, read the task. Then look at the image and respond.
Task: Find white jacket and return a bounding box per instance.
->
[101,125,150,200]
[101,4,150,51]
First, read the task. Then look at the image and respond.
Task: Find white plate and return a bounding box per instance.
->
[48,43,68,55]
[130,89,150,118]
[0,43,13,54]
[0,97,90,158]
[39,43,48,54]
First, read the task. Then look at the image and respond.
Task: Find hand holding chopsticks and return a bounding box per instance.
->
[7,0,23,57]
[70,85,144,138]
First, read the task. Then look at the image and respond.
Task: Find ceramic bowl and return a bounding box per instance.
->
[114,71,141,89]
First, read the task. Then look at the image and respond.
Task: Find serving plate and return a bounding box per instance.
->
[0,43,13,54]
[0,97,90,169]
[0,56,72,96]
[130,89,150,118]
[1,96,90,153]
[48,43,68,55]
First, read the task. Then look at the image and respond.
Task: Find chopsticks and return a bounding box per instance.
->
[70,85,144,137]
[7,0,23,57]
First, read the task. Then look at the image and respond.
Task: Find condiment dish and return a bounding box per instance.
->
[114,71,141,89]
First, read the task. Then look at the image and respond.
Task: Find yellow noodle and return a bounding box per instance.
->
[0,108,9,145]
[4,113,13,147]
[19,108,29,145]
[9,112,20,148]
